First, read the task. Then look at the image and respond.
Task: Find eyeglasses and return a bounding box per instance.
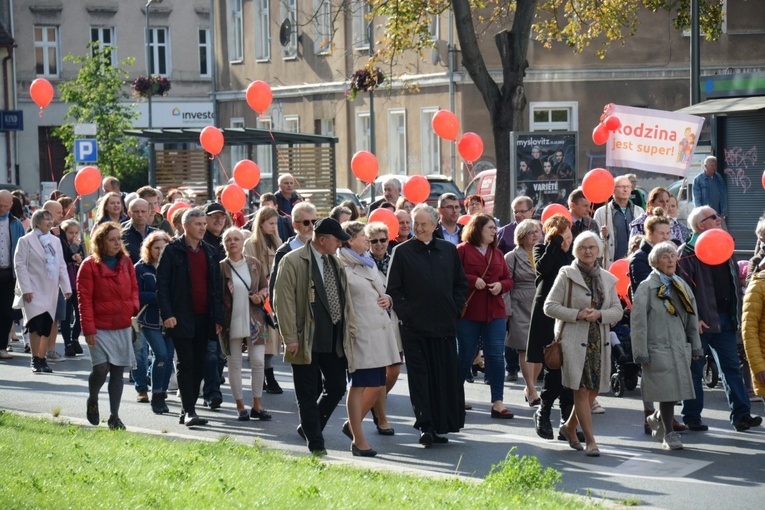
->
[701,213,719,223]
[614,185,632,190]
[370,238,388,244]
[513,208,531,214]
[578,245,599,252]
[299,219,317,226]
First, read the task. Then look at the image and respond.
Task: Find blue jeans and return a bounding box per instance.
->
[457,318,506,402]
[141,327,174,394]
[132,331,149,393]
[682,312,750,426]
[203,339,224,402]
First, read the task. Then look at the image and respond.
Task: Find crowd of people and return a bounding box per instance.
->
[1,160,764,458]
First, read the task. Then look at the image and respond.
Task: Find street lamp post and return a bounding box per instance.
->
[145,0,163,187]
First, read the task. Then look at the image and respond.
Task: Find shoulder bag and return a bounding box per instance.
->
[131,305,149,333]
[461,248,494,319]
[543,277,573,370]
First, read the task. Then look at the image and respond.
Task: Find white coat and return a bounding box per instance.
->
[13,231,71,324]
[593,201,645,268]
[543,262,623,393]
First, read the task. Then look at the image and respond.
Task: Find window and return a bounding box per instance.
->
[317,118,334,137]
[428,14,439,41]
[147,28,170,76]
[313,0,332,55]
[280,0,298,59]
[230,118,245,164]
[34,26,59,77]
[283,115,299,133]
[229,0,244,62]
[255,0,270,61]
[421,108,441,175]
[355,112,370,152]
[388,109,407,175]
[529,102,578,132]
[257,117,273,178]
[352,0,372,51]
[198,28,211,77]
[90,27,116,65]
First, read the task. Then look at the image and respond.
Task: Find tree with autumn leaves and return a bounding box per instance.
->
[365,0,724,223]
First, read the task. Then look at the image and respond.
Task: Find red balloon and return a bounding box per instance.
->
[457,214,472,226]
[166,201,191,219]
[431,110,459,141]
[761,170,765,190]
[74,166,102,196]
[351,150,378,183]
[581,168,615,204]
[608,258,630,297]
[30,78,54,109]
[592,123,609,145]
[457,132,484,162]
[368,208,399,241]
[604,116,622,131]
[696,228,735,265]
[541,204,572,224]
[403,175,431,204]
[246,80,273,114]
[233,160,261,190]
[221,184,246,213]
[199,126,224,155]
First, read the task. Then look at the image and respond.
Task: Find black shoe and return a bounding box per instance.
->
[506,370,519,382]
[534,407,554,440]
[24,344,31,353]
[735,414,762,431]
[206,396,222,410]
[40,358,53,373]
[310,448,327,457]
[376,425,395,436]
[31,356,43,373]
[432,433,449,444]
[238,409,250,421]
[185,414,208,427]
[264,367,284,394]
[557,429,586,442]
[419,430,433,448]
[351,444,377,457]
[297,424,306,441]
[466,373,474,383]
[685,418,709,431]
[371,408,379,426]
[73,341,83,354]
[151,393,166,414]
[107,415,125,430]
[250,408,272,421]
[86,398,99,425]
[64,347,77,357]
[342,420,353,440]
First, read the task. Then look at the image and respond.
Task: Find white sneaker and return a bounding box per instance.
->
[647,412,666,443]
[662,431,683,450]
[0,349,11,359]
[46,350,65,362]
[591,399,605,414]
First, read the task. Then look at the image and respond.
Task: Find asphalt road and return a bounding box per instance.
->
[1,335,763,509]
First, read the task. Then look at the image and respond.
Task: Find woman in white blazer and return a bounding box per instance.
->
[14,209,71,373]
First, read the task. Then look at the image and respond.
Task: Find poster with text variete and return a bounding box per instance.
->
[606,105,705,177]
[514,132,577,211]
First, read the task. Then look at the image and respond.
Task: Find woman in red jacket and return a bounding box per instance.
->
[77,222,139,430]
[457,214,514,418]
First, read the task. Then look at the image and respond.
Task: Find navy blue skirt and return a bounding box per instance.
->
[348,366,386,387]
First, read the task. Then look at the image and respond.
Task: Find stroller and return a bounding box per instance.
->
[609,322,641,397]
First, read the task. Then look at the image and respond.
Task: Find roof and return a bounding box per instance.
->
[123,127,338,146]
[676,96,765,115]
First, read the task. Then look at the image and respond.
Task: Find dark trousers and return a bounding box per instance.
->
[174,314,209,415]
[203,339,224,403]
[505,347,520,373]
[60,293,81,348]
[292,352,347,451]
[540,366,574,415]
[0,270,14,350]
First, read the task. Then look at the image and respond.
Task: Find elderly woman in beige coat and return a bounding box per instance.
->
[631,241,702,451]
[337,221,400,457]
[544,231,623,457]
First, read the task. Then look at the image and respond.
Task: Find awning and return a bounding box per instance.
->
[676,96,765,115]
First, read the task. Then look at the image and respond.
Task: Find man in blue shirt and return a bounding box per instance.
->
[693,156,728,228]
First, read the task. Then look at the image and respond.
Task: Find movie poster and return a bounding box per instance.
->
[511,132,578,215]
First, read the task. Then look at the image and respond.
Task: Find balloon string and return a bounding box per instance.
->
[65,195,81,218]
[465,160,475,181]
[38,107,44,119]
[359,182,372,197]
[45,127,56,182]
[267,128,291,171]
[215,155,231,182]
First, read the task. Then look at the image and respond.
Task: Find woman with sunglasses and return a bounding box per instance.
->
[367,222,391,276]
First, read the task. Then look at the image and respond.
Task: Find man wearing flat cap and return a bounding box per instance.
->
[273,218,357,455]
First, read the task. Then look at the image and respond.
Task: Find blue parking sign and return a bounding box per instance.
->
[74,139,98,162]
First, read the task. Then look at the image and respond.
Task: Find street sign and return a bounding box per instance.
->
[74,139,98,162]
[0,110,23,131]
[74,123,97,136]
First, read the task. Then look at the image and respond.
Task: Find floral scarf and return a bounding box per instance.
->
[656,270,695,316]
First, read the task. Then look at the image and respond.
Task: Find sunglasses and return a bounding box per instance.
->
[370,238,388,244]
[701,213,719,223]
[299,219,317,226]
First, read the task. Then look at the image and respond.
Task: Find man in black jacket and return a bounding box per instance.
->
[121,198,156,264]
[157,208,223,427]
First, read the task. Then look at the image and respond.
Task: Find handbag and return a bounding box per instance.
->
[543,277,573,370]
[131,305,149,333]
[227,260,271,338]
[12,283,24,310]
[461,248,494,318]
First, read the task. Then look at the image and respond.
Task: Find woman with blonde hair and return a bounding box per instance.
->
[244,205,283,393]
[93,192,128,230]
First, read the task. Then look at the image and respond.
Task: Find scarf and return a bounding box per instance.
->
[340,247,375,268]
[576,259,604,303]
[656,270,695,316]
[36,229,58,280]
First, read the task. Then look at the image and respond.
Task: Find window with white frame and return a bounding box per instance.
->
[352,0,371,51]
[388,109,407,175]
[355,112,370,152]
[529,102,578,132]
[255,0,271,61]
[147,27,170,76]
[257,117,273,177]
[90,27,116,65]
[421,108,441,175]
[34,26,59,77]
[198,28,211,77]
[319,118,334,137]
[283,116,299,133]
[230,118,246,164]
[428,14,439,41]
[229,0,244,62]
[313,0,332,55]
[280,0,298,59]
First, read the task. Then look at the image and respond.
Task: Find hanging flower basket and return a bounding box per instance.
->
[132,75,171,99]
[346,67,385,101]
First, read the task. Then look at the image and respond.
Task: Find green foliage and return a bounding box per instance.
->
[53,44,147,191]
[485,447,562,492]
